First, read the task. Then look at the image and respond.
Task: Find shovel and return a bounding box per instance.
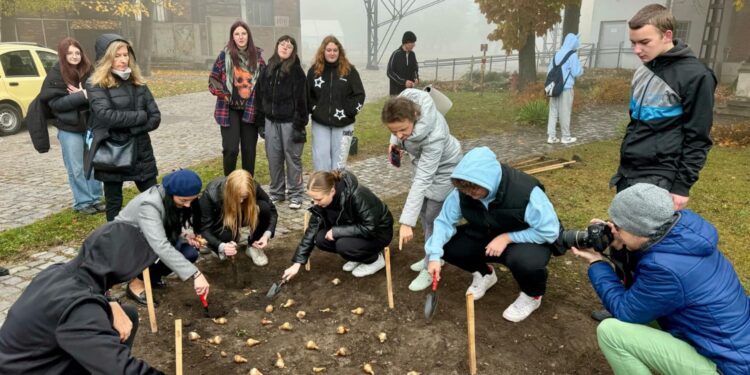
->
[266,278,287,299]
[424,271,439,321]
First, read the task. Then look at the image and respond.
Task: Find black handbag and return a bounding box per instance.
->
[90,85,137,172]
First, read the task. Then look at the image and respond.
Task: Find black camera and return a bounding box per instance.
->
[557,222,614,253]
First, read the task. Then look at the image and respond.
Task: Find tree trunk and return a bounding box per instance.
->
[138,0,154,76]
[561,2,581,43]
[518,32,537,89]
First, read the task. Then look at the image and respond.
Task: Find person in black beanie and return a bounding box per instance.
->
[387,31,419,95]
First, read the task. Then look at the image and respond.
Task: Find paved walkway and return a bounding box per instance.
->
[0,70,627,325]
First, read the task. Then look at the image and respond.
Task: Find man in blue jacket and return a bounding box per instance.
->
[571,183,750,375]
[546,33,583,145]
[426,147,561,322]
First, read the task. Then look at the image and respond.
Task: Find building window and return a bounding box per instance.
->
[674,21,690,42]
[249,0,274,26]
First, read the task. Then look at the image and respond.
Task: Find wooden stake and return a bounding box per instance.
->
[509,155,544,168]
[175,319,183,375]
[304,211,311,271]
[142,268,157,333]
[525,160,576,175]
[384,247,394,309]
[467,293,477,375]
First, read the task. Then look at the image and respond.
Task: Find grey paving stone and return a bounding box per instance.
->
[1,277,25,286]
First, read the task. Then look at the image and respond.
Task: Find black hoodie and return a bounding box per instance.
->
[254,58,308,129]
[617,40,716,196]
[0,222,164,374]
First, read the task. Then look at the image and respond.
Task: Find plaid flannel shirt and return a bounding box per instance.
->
[208,49,265,126]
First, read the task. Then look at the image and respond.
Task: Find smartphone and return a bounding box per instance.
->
[389,145,401,168]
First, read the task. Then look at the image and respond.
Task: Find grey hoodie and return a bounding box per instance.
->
[114,185,198,280]
[390,88,462,227]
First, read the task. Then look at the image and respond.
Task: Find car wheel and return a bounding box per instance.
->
[0,103,22,136]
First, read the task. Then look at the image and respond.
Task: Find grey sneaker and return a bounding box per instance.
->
[270,195,284,204]
[75,206,98,215]
[288,199,302,209]
[408,268,432,291]
[246,246,268,266]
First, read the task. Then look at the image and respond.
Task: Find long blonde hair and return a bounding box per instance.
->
[307,169,344,194]
[311,35,352,78]
[223,170,258,239]
[90,41,145,88]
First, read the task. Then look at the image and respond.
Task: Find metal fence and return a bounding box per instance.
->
[420,43,637,82]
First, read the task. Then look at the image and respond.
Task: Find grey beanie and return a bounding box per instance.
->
[608,183,675,237]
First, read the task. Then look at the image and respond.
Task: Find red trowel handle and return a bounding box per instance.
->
[431,271,439,292]
[199,293,208,308]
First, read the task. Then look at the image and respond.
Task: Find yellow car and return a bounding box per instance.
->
[0,43,58,135]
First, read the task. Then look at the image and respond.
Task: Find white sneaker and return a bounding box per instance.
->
[466,269,498,300]
[547,136,560,144]
[342,261,361,272]
[502,292,542,322]
[352,254,385,277]
[246,246,268,266]
[288,199,302,209]
[561,136,577,144]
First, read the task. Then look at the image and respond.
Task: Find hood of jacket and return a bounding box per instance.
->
[73,222,157,292]
[95,33,136,62]
[554,33,580,63]
[450,147,501,206]
[398,88,442,144]
[646,39,694,69]
[646,209,717,258]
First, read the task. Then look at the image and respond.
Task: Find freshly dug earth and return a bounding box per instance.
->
[132,232,612,374]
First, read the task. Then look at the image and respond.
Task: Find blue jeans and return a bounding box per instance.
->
[57,129,102,210]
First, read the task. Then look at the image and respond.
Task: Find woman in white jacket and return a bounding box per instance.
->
[382,88,462,291]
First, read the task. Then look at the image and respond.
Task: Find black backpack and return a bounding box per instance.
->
[544,50,576,97]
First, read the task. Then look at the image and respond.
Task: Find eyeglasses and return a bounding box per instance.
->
[279,41,294,50]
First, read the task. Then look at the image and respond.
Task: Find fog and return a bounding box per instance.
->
[300,0,504,68]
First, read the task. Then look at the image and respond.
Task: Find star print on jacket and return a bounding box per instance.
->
[314,76,325,88]
[334,109,346,120]
[356,103,363,112]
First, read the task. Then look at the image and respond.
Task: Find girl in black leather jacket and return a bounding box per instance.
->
[86,34,160,221]
[199,169,278,266]
[282,170,393,280]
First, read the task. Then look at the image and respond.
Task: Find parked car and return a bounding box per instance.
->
[0,43,57,135]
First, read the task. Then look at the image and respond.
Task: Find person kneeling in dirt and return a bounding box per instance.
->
[199,169,278,265]
[426,147,561,323]
[115,169,209,305]
[570,183,750,375]
[383,88,462,292]
[0,222,164,374]
[282,169,394,280]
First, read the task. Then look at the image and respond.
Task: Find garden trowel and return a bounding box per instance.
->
[424,271,439,321]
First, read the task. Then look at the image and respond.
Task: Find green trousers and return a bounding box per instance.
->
[597,318,718,375]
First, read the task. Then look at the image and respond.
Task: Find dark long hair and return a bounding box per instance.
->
[265,35,299,79]
[162,194,199,244]
[57,37,92,86]
[226,21,258,71]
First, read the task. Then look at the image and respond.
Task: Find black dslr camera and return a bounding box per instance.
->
[556,222,614,253]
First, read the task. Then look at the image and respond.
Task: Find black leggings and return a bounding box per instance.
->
[103,177,157,221]
[313,226,393,264]
[221,109,258,176]
[120,303,139,349]
[442,225,551,297]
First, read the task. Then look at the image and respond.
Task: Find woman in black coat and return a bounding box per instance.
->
[282,169,393,280]
[86,34,160,221]
[36,37,104,215]
[200,169,278,266]
[0,222,164,374]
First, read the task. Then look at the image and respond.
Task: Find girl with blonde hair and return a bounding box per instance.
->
[85,34,160,221]
[306,36,365,171]
[282,169,393,281]
[199,169,278,266]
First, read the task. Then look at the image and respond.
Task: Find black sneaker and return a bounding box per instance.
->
[93,202,107,212]
[75,206,98,215]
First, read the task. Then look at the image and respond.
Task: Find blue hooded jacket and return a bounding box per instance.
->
[589,210,750,375]
[425,147,559,261]
[547,33,583,91]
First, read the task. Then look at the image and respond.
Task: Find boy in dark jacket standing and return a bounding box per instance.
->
[387,31,419,95]
[612,4,716,210]
[571,184,750,375]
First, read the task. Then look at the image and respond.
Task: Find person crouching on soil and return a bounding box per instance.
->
[383,89,462,292]
[0,222,165,374]
[282,169,394,280]
[114,169,209,305]
[426,147,561,322]
[199,169,278,266]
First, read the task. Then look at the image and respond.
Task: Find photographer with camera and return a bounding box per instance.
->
[426,147,560,323]
[570,183,750,375]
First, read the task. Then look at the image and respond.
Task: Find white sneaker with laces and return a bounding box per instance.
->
[502,292,542,322]
[342,261,361,272]
[246,246,268,266]
[561,136,577,144]
[288,200,302,209]
[547,136,560,144]
[352,254,385,277]
[466,269,498,300]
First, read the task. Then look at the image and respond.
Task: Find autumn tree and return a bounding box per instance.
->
[561,0,581,44]
[0,0,75,42]
[474,0,567,88]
